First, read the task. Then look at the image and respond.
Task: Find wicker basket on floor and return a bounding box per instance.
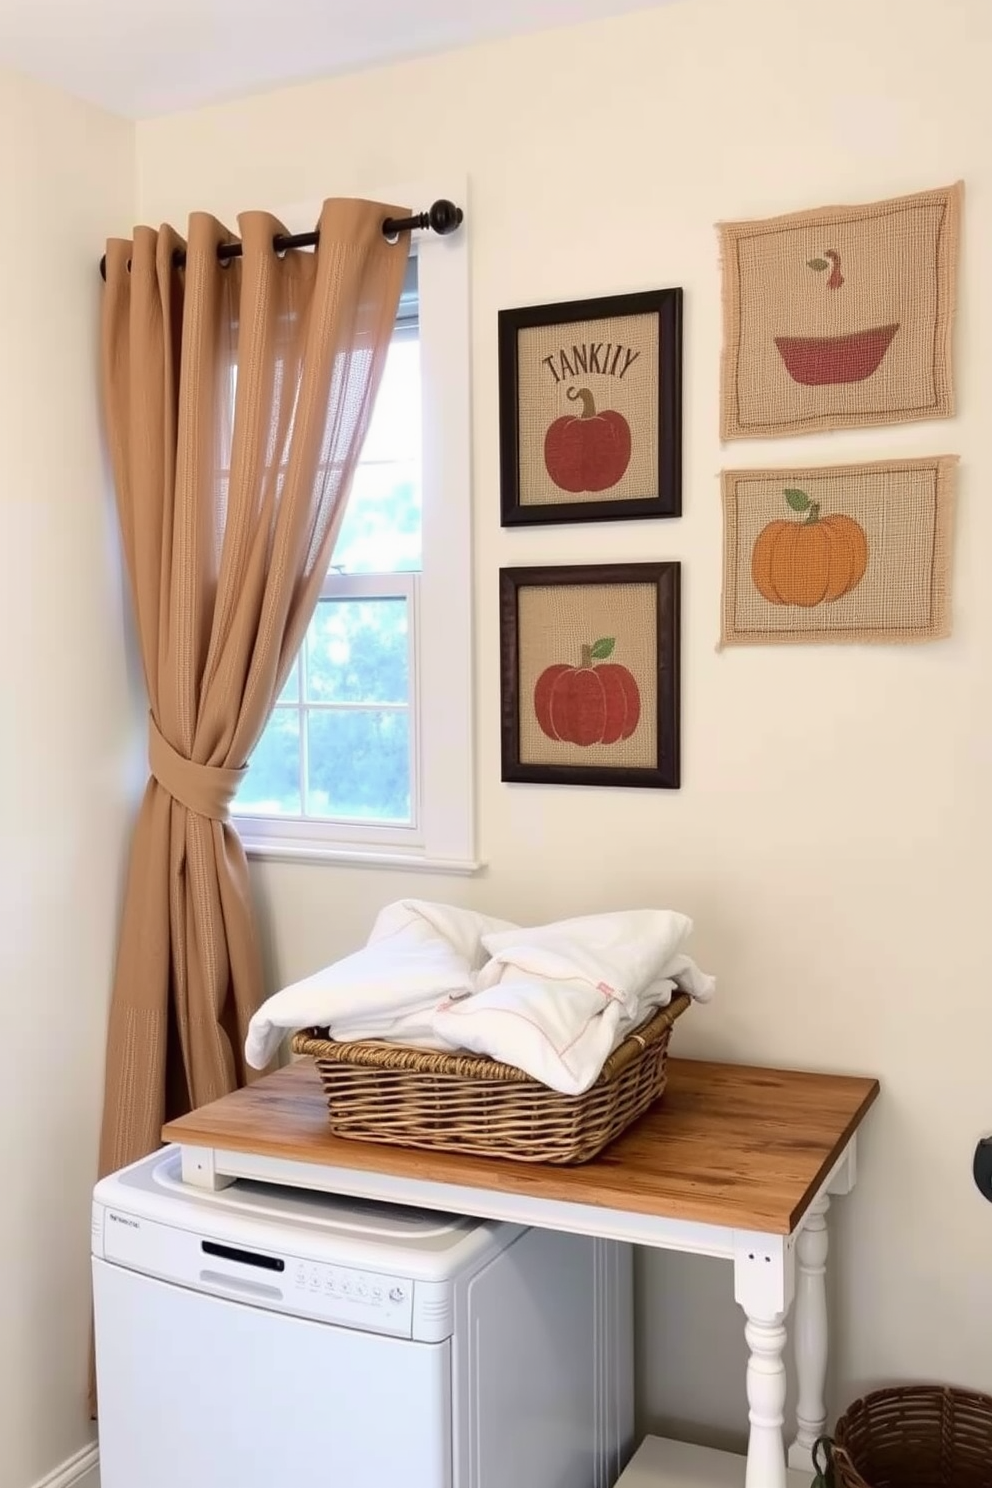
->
[818,1384,992,1488]
[292,992,690,1164]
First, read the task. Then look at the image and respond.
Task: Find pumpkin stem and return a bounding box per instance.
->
[803,501,822,524]
[566,386,597,419]
[580,644,593,667]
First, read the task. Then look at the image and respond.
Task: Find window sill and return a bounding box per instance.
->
[240,837,485,876]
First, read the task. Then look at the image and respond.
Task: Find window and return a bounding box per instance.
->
[233,190,475,871]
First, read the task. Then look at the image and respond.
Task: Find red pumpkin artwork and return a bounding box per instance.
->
[534,638,641,746]
[544,387,631,494]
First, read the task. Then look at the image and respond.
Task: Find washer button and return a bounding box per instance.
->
[389,1285,406,1303]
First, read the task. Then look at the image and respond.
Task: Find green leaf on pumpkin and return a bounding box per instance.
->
[784,488,811,513]
[590,637,616,659]
[807,257,829,271]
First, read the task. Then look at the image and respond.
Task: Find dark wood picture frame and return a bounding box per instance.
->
[500,562,681,790]
[498,288,683,526]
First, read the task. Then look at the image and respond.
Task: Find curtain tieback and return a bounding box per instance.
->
[148,717,246,822]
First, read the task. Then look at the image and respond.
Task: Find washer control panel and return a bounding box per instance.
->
[287,1258,414,1334]
[97,1206,418,1338]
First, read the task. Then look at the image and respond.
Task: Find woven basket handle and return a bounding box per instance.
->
[812,1436,834,1487]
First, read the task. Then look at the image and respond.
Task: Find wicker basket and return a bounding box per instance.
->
[292,992,690,1164]
[815,1385,992,1488]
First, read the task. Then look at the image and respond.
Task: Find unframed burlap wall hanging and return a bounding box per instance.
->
[720,456,957,647]
[719,183,962,440]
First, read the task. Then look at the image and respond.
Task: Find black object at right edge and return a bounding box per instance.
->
[972,1137,992,1204]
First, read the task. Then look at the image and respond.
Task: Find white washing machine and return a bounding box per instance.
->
[93,1148,634,1488]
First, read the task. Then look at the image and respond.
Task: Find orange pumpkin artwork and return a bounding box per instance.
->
[751,488,868,607]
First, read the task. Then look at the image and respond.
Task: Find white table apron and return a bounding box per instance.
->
[178,1134,859,1488]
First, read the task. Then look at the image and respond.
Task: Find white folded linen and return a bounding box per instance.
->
[243,900,513,1069]
[434,977,676,1094]
[478,909,706,1008]
[434,910,715,1094]
[244,900,714,1094]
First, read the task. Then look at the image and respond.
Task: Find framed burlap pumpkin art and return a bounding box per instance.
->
[499,562,681,789]
[498,289,683,525]
[720,457,958,648]
[719,182,962,439]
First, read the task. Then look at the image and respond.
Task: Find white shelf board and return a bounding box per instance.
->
[617,1437,812,1488]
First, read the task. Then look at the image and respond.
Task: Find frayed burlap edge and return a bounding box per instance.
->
[718,182,963,441]
[719,455,958,648]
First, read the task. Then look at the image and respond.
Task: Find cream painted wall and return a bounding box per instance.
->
[137,0,992,1446]
[0,70,135,1487]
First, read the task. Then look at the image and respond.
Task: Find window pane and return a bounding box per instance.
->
[306,598,408,704]
[332,461,421,574]
[359,335,420,463]
[236,708,301,815]
[331,335,422,574]
[306,709,411,823]
[277,661,299,704]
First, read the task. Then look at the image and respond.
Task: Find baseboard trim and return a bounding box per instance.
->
[32,1443,99,1488]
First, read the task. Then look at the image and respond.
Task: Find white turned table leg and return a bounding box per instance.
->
[789,1194,830,1472]
[744,1313,789,1488]
[734,1236,795,1488]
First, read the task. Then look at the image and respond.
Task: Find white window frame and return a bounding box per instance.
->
[234,179,477,874]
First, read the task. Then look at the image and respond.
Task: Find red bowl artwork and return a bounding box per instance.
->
[774,323,900,386]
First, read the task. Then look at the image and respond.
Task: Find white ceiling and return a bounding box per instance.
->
[0,0,669,119]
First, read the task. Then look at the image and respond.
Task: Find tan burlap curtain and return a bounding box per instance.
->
[99,199,408,1176]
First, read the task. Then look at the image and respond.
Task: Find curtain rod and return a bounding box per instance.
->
[99,198,463,281]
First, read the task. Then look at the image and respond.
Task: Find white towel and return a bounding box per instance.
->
[434,910,715,1094]
[479,909,702,1007]
[243,900,513,1069]
[244,900,714,1093]
[367,898,515,968]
